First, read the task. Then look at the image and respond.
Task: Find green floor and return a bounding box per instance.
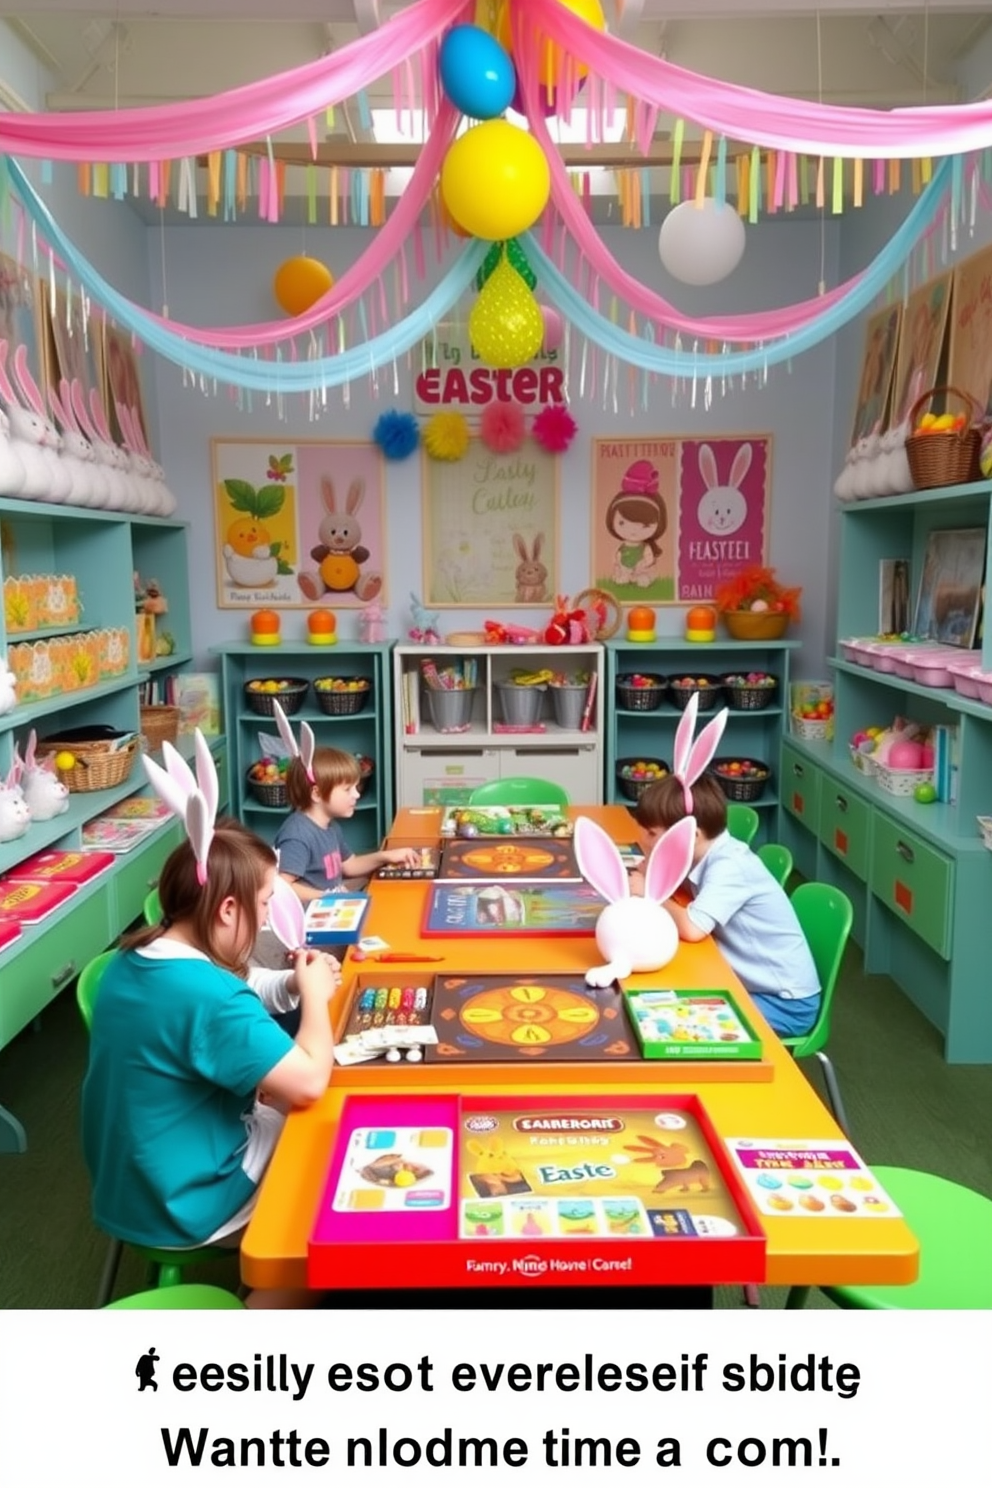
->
[1,940,990,1309]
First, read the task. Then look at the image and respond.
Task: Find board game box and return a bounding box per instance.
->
[0,878,79,924]
[726,1138,903,1219]
[375,847,440,881]
[422,881,603,937]
[625,989,763,1061]
[308,1092,766,1289]
[81,816,163,854]
[304,893,370,947]
[439,837,579,882]
[6,849,116,885]
[440,805,574,839]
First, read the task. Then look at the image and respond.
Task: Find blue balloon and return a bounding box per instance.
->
[439,24,515,121]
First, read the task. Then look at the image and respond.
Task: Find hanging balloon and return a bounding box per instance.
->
[441,120,550,241]
[658,200,746,287]
[540,304,564,353]
[496,0,605,87]
[272,256,334,315]
[475,237,536,292]
[439,24,515,120]
[469,256,544,368]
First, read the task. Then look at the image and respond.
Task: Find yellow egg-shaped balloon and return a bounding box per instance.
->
[441,121,550,242]
[273,256,334,316]
[496,0,605,85]
[469,258,544,368]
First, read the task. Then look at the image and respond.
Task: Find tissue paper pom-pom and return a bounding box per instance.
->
[480,400,526,453]
[372,410,420,460]
[424,411,470,462]
[532,403,578,453]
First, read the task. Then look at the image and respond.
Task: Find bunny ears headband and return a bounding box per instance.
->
[143,730,219,885]
[273,699,315,784]
[673,692,729,814]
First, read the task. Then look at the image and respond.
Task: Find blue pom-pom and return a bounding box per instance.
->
[372,410,420,461]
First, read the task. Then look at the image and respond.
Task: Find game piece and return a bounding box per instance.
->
[385,1048,402,1064]
[405,1047,423,1063]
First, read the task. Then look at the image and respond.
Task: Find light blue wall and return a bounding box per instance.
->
[147,215,842,673]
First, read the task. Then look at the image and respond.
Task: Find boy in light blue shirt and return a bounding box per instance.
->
[632,774,820,1036]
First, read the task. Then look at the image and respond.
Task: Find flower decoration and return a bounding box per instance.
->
[423,410,470,462]
[372,409,420,460]
[714,564,803,621]
[480,400,525,453]
[532,402,578,454]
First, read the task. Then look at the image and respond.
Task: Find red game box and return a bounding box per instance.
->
[6,850,116,885]
[0,878,79,924]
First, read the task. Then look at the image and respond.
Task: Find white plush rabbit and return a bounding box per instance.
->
[886,417,914,496]
[0,760,31,843]
[128,412,177,517]
[47,381,98,508]
[10,343,73,504]
[142,730,219,884]
[0,654,17,715]
[70,380,130,511]
[0,339,58,501]
[20,729,69,821]
[0,406,27,498]
[89,385,142,512]
[116,402,159,515]
[832,447,857,503]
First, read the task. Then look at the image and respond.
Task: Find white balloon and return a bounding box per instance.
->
[658,199,746,286]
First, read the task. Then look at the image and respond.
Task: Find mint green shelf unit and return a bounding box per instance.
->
[132,518,194,669]
[779,480,992,1063]
[605,638,799,842]
[213,642,394,855]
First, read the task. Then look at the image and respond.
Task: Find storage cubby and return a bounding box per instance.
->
[214,641,393,854]
[779,480,992,1062]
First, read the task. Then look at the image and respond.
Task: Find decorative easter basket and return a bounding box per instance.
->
[615,757,669,802]
[313,677,371,715]
[709,757,771,802]
[790,712,833,741]
[721,674,778,710]
[39,730,139,792]
[139,704,181,750]
[243,678,309,717]
[905,385,982,490]
[245,766,288,807]
[668,675,724,713]
[615,674,666,711]
[874,763,933,797]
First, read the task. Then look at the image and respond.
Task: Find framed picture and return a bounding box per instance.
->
[948,241,992,422]
[43,286,105,416]
[878,558,911,635]
[890,271,953,430]
[851,303,901,446]
[211,437,386,609]
[103,323,151,453]
[912,528,986,647]
[0,251,50,399]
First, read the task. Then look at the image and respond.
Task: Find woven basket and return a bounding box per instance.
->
[615,758,669,802]
[140,704,181,750]
[244,678,309,716]
[313,678,371,715]
[905,385,982,490]
[710,758,770,802]
[246,766,288,807]
[39,734,139,793]
[616,674,666,711]
[668,676,724,713]
[721,675,778,710]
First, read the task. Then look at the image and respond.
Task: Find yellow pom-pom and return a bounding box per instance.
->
[424,411,470,462]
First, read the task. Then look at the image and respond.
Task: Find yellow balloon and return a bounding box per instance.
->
[273,256,333,316]
[469,258,544,368]
[496,0,605,85]
[441,121,550,241]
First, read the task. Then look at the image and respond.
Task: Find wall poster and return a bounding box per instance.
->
[948,242,992,422]
[890,270,953,429]
[0,251,49,395]
[591,435,770,605]
[850,302,902,445]
[211,438,385,609]
[422,439,558,607]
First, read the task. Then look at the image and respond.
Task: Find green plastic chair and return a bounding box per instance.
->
[105,1283,245,1310]
[76,950,230,1307]
[726,802,760,845]
[786,1168,992,1310]
[468,776,570,807]
[143,886,162,925]
[782,882,855,1138]
[757,841,793,887]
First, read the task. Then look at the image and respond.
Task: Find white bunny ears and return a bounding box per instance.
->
[143,730,219,885]
[272,699,315,784]
[673,692,729,814]
[267,869,307,952]
[575,813,696,909]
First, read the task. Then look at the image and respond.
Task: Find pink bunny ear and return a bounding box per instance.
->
[698,444,718,490]
[117,402,138,452]
[573,815,629,905]
[48,384,68,430]
[185,791,213,886]
[0,341,20,405]
[268,872,306,951]
[161,738,196,797]
[194,730,219,826]
[71,379,98,439]
[129,408,151,457]
[272,699,299,759]
[59,378,79,431]
[684,708,729,786]
[12,344,47,419]
[672,691,699,784]
[24,729,37,769]
[89,386,114,443]
[643,815,697,905]
[300,721,315,780]
[729,444,752,487]
[143,753,191,819]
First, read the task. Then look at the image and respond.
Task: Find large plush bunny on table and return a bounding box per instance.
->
[574,691,728,987]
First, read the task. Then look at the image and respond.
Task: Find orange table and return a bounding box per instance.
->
[242,806,918,1294]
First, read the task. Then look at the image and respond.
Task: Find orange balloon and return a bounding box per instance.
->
[273,256,333,316]
[496,0,605,86]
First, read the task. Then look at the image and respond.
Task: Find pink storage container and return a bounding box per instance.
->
[911,649,964,688]
[947,658,982,699]
[838,638,858,663]
[848,639,876,668]
[869,641,906,674]
[974,669,992,707]
[892,647,924,679]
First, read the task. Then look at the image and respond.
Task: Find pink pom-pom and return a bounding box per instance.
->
[480,400,525,454]
[532,403,578,454]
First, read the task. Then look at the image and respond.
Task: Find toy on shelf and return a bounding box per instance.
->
[408,592,441,644]
[356,599,385,644]
[483,618,540,645]
[715,565,802,641]
[570,587,622,640]
[628,604,657,643]
[684,604,717,643]
[0,759,31,843]
[135,575,168,616]
[19,730,69,822]
[249,608,282,647]
[543,594,591,646]
[307,608,338,646]
[0,654,16,715]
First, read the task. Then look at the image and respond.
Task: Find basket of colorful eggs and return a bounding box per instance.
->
[313,676,371,715]
[720,672,778,710]
[356,753,374,794]
[668,674,724,713]
[615,757,669,802]
[709,757,771,802]
[246,755,289,806]
[244,677,309,717]
[615,673,667,711]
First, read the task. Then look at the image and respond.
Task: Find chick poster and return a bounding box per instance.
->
[211,438,386,608]
[591,436,770,605]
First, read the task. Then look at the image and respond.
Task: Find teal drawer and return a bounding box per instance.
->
[818,780,871,881]
[0,881,113,1045]
[781,745,821,829]
[870,814,953,959]
[111,822,184,931]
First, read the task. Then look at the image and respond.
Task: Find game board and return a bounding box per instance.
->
[427,974,637,1063]
[375,847,440,880]
[422,881,603,936]
[439,837,579,882]
[308,1093,766,1289]
[625,990,763,1061]
[440,805,573,839]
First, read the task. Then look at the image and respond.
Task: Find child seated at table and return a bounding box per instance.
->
[82,821,340,1308]
[275,745,420,903]
[630,773,820,1037]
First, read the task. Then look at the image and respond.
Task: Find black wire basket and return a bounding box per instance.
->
[615,674,666,711]
[720,674,778,710]
[710,758,770,802]
[615,758,670,802]
[313,678,371,715]
[667,675,724,712]
[243,678,309,717]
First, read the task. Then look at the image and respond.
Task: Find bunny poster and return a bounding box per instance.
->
[211,438,385,608]
[677,437,769,601]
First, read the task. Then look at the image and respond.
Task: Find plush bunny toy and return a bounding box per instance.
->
[20,730,69,821]
[0,654,17,716]
[0,760,32,843]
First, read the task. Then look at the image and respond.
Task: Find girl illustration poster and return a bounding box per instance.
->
[591,441,676,603]
[678,437,770,601]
